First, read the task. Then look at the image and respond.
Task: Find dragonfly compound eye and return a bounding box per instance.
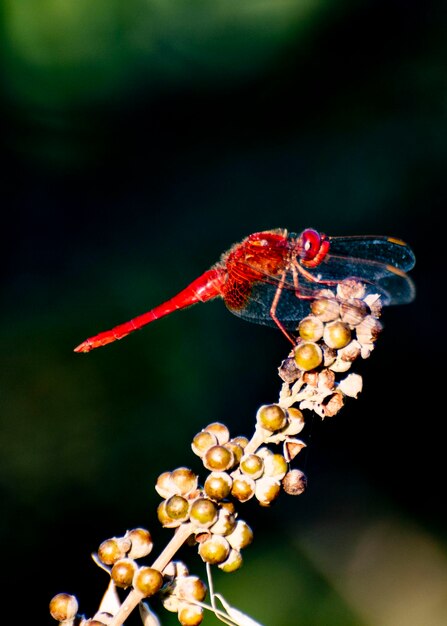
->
[297,229,330,267]
[300,229,321,259]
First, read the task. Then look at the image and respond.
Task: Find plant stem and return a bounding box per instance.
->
[108,523,195,626]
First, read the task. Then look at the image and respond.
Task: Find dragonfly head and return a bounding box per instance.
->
[296,228,330,268]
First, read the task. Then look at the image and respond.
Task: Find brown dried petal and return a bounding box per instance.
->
[336,279,366,300]
[338,339,362,362]
[340,298,369,326]
[278,357,301,383]
[356,316,383,344]
[322,391,344,417]
[338,373,363,398]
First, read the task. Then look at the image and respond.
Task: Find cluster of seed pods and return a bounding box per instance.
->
[49,405,308,626]
[279,279,383,417]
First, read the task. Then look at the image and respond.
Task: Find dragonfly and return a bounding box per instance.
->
[74,228,415,353]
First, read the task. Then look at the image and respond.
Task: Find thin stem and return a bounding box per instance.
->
[108,523,195,626]
[244,428,269,455]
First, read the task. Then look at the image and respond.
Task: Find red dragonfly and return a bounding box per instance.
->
[74,228,415,353]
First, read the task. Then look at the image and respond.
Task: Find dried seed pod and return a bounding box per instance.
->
[240,454,264,479]
[256,404,287,432]
[189,498,218,527]
[111,558,137,588]
[294,341,323,371]
[157,500,184,528]
[338,373,363,398]
[298,315,324,341]
[178,602,204,626]
[165,495,190,523]
[133,567,163,597]
[204,472,232,501]
[210,507,237,536]
[282,407,305,435]
[231,475,256,502]
[338,340,361,362]
[340,298,369,325]
[282,469,307,495]
[263,453,288,478]
[191,431,218,457]
[226,520,253,550]
[198,535,230,564]
[255,476,281,506]
[49,593,79,622]
[283,439,306,463]
[323,321,351,349]
[224,441,244,466]
[230,436,249,449]
[170,467,198,496]
[176,576,207,602]
[218,548,243,572]
[155,472,174,499]
[278,357,301,383]
[317,368,335,390]
[203,422,230,445]
[125,528,153,559]
[322,391,344,417]
[97,537,130,565]
[337,279,366,300]
[356,316,383,344]
[311,297,340,321]
[203,445,234,471]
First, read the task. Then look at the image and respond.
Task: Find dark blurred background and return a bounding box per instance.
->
[1,1,446,624]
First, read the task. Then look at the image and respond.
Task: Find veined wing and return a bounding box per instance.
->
[327,235,416,272]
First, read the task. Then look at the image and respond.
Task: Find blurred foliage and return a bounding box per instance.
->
[1,0,446,625]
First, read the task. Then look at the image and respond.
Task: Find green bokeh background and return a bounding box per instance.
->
[1,1,446,625]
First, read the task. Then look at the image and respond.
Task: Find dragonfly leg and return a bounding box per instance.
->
[294,261,339,292]
[270,271,297,344]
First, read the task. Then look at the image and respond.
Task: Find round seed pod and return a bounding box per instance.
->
[126,528,153,559]
[255,476,281,506]
[191,431,218,457]
[226,520,253,550]
[204,472,232,501]
[203,445,234,471]
[97,537,130,565]
[177,576,207,602]
[210,507,237,536]
[198,535,230,565]
[224,441,243,466]
[133,567,163,597]
[263,453,288,479]
[323,321,351,349]
[203,422,230,445]
[49,593,78,622]
[218,549,243,573]
[189,498,218,527]
[340,298,369,325]
[256,404,287,432]
[294,342,323,371]
[111,558,137,589]
[231,475,255,502]
[282,469,307,495]
[240,454,264,479]
[178,602,204,626]
[170,467,198,496]
[311,297,340,321]
[165,495,190,522]
[298,315,324,341]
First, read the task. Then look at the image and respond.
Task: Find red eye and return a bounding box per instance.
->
[297,229,329,267]
[300,229,321,260]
